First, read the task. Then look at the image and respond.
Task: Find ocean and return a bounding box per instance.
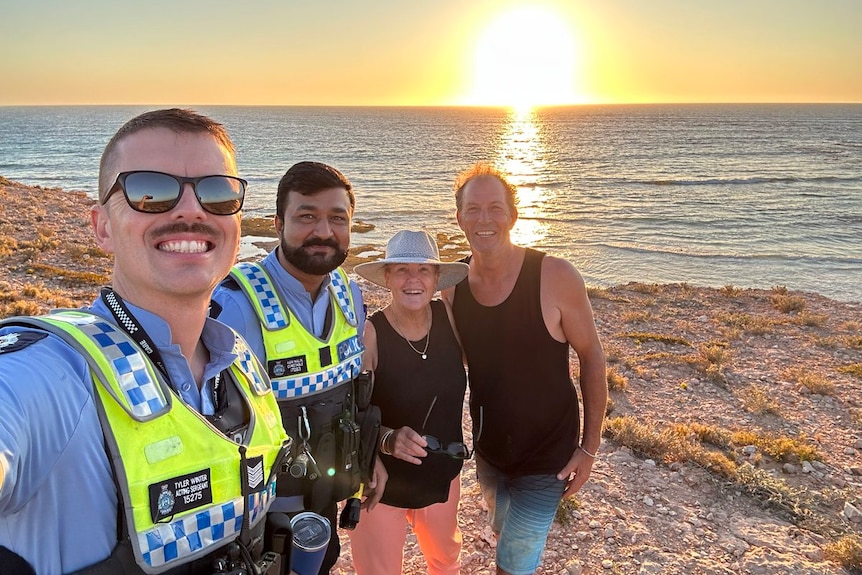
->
[0,104,860,303]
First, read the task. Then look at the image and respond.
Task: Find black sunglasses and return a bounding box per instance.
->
[424,435,474,460]
[421,397,482,460]
[105,170,247,215]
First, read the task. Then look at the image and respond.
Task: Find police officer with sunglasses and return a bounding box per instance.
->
[0,109,290,574]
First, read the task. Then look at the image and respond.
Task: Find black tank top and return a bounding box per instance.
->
[371,299,467,508]
[453,248,579,475]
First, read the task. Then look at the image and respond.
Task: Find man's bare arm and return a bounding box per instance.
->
[544,257,607,495]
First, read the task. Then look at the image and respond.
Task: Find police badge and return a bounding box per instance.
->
[156,484,175,519]
[0,331,47,354]
[0,334,19,348]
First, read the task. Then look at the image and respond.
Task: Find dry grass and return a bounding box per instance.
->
[604,416,833,535]
[603,345,623,364]
[65,244,110,262]
[586,286,612,300]
[783,367,836,396]
[0,282,78,318]
[622,331,692,346]
[25,264,110,288]
[734,463,821,529]
[824,535,862,571]
[771,287,807,313]
[795,311,829,327]
[0,300,44,317]
[717,312,775,335]
[695,341,732,383]
[554,496,581,526]
[699,341,731,365]
[0,236,17,257]
[837,363,862,379]
[815,336,843,349]
[606,366,628,391]
[628,282,661,294]
[621,310,651,323]
[739,384,782,415]
[605,416,737,476]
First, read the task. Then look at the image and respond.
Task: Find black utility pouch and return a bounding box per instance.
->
[354,371,374,410]
[355,404,381,483]
[352,371,381,483]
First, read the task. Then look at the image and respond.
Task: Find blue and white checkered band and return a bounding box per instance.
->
[247,478,277,525]
[233,336,270,396]
[328,270,358,327]
[49,312,168,419]
[272,355,363,399]
[139,478,276,568]
[233,263,288,330]
[139,498,243,568]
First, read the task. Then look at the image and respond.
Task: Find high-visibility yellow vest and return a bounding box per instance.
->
[4,311,289,574]
[229,262,363,399]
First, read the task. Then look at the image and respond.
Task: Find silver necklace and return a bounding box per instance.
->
[389,307,431,360]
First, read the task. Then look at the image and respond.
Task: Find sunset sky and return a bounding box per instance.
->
[2,0,860,107]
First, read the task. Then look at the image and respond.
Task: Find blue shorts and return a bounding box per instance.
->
[475,456,567,575]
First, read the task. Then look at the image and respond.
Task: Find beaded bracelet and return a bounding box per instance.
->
[380,429,394,456]
[579,445,598,458]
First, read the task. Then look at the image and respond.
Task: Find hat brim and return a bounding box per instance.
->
[354,258,469,292]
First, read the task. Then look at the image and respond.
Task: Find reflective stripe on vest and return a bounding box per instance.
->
[2,311,289,574]
[230,263,363,399]
[232,262,289,330]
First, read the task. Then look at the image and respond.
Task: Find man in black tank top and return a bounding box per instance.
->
[444,163,607,575]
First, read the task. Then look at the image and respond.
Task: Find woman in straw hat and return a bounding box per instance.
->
[349,230,472,575]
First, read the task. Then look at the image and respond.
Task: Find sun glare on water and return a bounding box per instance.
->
[466,5,581,110]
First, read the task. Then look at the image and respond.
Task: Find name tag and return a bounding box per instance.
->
[269,355,308,378]
[149,469,213,522]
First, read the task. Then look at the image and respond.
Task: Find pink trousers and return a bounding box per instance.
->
[348,476,462,575]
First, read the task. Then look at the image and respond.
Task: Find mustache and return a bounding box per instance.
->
[302,238,341,249]
[151,222,219,240]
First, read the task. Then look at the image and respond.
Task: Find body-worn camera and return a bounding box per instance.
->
[288,453,308,478]
[288,451,321,481]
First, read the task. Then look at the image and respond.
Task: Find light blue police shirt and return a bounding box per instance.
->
[0,297,240,574]
[212,249,366,362]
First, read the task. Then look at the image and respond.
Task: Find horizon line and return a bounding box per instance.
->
[1,101,861,109]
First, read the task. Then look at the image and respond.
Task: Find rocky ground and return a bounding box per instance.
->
[2,177,861,574]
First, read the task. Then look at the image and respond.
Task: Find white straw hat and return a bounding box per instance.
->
[354,230,469,291]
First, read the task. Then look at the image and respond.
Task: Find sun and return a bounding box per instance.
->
[466,5,581,110]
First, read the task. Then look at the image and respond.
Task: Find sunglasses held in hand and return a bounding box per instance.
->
[421,397,482,460]
[104,170,247,215]
[423,435,474,460]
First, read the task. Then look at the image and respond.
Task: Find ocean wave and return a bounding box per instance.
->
[513,181,568,190]
[631,175,862,187]
[595,242,862,265]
